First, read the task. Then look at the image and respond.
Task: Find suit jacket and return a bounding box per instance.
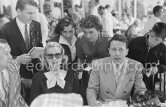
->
[0,18,43,79]
[86,57,147,106]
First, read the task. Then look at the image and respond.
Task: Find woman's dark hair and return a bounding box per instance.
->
[110,34,128,48]
[54,17,74,35]
[80,15,102,31]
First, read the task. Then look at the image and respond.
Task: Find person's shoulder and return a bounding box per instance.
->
[127,58,143,69]
[129,36,145,44]
[92,57,110,65]
[0,19,13,29]
[128,57,141,64]
[159,42,166,48]
[158,43,166,53]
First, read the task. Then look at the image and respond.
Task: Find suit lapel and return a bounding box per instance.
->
[11,18,27,53]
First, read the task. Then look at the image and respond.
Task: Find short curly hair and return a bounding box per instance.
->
[54,17,75,35]
[80,15,102,31]
[110,34,128,48]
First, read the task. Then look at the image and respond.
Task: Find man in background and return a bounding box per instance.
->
[0,0,43,105]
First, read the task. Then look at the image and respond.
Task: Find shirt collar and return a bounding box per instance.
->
[112,60,124,70]
[59,35,77,47]
[16,17,25,29]
[16,17,30,28]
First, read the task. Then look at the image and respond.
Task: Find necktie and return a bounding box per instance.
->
[115,64,121,82]
[25,24,30,50]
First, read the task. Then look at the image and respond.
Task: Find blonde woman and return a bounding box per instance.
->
[30,42,79,103]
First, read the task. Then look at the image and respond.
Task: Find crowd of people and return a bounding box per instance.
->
[0,0,166,107]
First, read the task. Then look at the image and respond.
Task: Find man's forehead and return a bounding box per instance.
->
[23,4,37,11]
[110,41,127,47]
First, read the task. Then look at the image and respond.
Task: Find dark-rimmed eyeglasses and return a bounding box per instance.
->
[46,53,62,59]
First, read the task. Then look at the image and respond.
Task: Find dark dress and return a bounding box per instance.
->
[30,68,79,103]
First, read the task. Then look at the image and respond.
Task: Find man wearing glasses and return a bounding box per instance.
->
[127,22,166,91]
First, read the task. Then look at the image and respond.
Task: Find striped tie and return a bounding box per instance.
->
[25,24,30,50]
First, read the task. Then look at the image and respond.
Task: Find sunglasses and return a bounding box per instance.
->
[46,53,62,59]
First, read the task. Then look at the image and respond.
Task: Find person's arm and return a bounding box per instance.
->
[86,60,101,106]
[134,62,147,94]
[30,73,42,104]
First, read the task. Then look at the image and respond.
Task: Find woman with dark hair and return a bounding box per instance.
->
[30,42,79,103]
[76,15,111,105]
[48,17,77,64]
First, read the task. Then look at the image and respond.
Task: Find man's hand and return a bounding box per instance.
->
[15,54,32,65]
[150,67,158,76]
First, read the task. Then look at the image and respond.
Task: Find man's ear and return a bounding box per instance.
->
[16,8,22,16]
[126,48,129,56]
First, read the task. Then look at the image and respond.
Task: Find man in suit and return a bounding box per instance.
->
[87,34,146,106]
[0,0,43,105]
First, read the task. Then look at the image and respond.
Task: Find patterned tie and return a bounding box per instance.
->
[25,24,30,50]
[115,64,121,82]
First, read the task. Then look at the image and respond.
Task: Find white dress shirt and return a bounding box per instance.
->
[16,18,30,40]
[59,36,77,62]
